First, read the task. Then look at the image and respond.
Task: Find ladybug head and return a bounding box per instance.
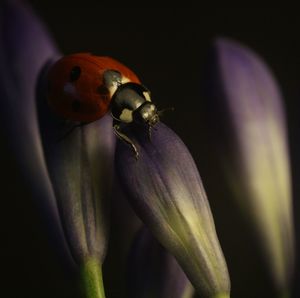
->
[133,102,159,127]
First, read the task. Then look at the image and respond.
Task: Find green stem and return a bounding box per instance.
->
[80,258,106,298]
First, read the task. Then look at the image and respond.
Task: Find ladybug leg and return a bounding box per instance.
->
[113,123,139,160]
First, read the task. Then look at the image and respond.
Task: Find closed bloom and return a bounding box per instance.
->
[116,123,230,298]
[128,227,194,298]
[0,1,114,297]
[202,38,294,296]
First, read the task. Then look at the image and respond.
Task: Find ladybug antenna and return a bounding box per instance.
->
[157,106,175,116]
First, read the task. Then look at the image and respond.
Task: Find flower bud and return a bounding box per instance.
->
[116,123,230,298]
[201,38,295,295]
[128,227,194,298]
[0,1,115,297]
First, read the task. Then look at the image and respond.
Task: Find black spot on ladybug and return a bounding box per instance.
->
[70,66,81,81]
[72,100,81,112]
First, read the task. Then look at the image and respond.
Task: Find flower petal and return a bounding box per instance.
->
[202,37,294,293]
[128,227,194,298]
[37,64,115,265]
[0,0,74,267]
[0,0,116,273]
[116,123,230,298]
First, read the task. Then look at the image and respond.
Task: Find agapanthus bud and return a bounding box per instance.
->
[128,227,194,298]
[201,38,295,296]
[0,0,73,264]
[0,1,115,297]
[37,92,115,266]
[116,123,230,298]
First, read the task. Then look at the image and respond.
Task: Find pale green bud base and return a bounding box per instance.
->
[180,283,195,298]
[213,293,230,298]
[80,259,106,298]
[279,290,289,298]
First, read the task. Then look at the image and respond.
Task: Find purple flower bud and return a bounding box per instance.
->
[128,227,194,298]
[0,0,73,264]
[37,92,115,265]
[0,1,115,297]
[202,38,295,295]
[116,123,230,298]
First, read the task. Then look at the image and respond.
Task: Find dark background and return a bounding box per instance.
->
[1,1,300,297]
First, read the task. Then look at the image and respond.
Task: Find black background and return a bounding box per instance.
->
[1,1,300,297]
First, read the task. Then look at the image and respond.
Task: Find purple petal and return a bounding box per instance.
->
[102,176,143,297]
[128,227,194,298]
[202,37,294,293]
[116,123,230,297]
[35,48,116,264]
[37,71,115,263]
[0,0,116,271]
[0,0,74,267]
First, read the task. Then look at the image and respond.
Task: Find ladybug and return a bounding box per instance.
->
[47,53,159,159]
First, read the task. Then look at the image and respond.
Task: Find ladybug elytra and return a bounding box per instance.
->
[47,53,159,158]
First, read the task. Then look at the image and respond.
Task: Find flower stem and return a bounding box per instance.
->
[80,258,106,298]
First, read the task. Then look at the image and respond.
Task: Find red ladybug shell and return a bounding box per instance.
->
[47,53,140,122]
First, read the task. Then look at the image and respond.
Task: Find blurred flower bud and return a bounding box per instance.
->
[201,38,295,296]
